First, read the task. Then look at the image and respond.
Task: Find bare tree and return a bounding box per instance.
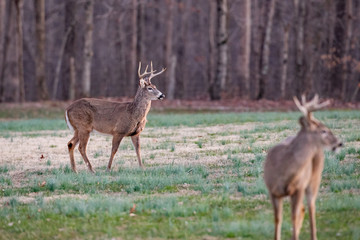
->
[130,0,138,95]
[331,0,346,98]
[81,0,94,97]
[280,24,289,99]
[243,0,251,97]
[0,0,12,102]
[165,0,176,100]
[53,25,73,100]
[64,0,76,100]
[341,0,353,101]
[0,0,5,70]
[257,0,276,99]
[210,0,228,100]
[34,0,48,100]
[69,57,76,100]
[294,0,306,96]
[280,2,291,99]
[14,0,25,102]
[207,0,216,100]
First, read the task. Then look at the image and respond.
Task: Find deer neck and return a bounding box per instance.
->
[128,88,152,120]
[294,131,322,151]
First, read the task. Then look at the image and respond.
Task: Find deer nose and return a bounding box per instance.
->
[158,93,165,100]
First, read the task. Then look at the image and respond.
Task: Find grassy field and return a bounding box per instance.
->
[0,109,359,239]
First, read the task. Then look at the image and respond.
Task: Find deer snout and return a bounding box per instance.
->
[158,93,165,100]
[332,142,344,152]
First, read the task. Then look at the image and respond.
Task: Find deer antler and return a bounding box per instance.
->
[148,61,166,82]
[138,62,155,79]
[293,94,331,120]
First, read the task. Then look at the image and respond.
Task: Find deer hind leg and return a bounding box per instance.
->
[270,194,283,240]
[107,134,124,171]
[67,130,79,173]
[78,131,95,173]
[131,135,143,168]
[290,190,305,240]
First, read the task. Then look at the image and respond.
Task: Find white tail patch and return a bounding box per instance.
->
[65,110,74,131]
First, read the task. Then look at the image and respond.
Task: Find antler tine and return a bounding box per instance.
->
[148,62,166,82]
[293,96,308,117]
[138,62,142,78]
[294,94,331,121]
[301,94,307,105]
[138,62,154,78]
[305,94,331,112]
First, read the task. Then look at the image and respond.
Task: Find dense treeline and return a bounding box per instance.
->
[0,0,359,102]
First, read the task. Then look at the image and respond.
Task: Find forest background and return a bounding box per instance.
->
[0,0,359,103]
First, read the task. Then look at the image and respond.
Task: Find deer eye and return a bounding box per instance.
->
[321,130,327,134]
[147,87,153,91]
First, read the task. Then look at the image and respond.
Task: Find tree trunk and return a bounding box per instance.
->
[81,0,94,97]
[294,0,305,96]
[167,55,177,99]
[341,0,353,101]
[130,0,138,95]
[64,0,76,100]
[331,0,346,98]
[211,0,228,100]
[53,25,73,100]
[34,0,48,101]
[136,2,144,62]
[176,0,190,99]
[165,0,175,99]
[69,57,76,100]
[257,0,276,99]
[15,0,25,102]
[0,0,12,102]
[0,0,5,71]
[252,0,264,99]
[280,25,290,99]
[208,0,216,99]
[243,0,251,98]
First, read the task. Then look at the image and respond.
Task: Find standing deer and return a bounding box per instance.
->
[65,62,166,173]
[264,95,343,240]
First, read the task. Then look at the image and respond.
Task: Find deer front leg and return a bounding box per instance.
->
[306,154,323,240]
[67,130,79,173]
[270,195,283,240]
[78,131,95,173]
[107,134,124,171]
[290,190,305,240]
[306,191,318,240]
[131,135,144,168]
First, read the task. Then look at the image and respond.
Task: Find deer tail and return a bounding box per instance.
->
[65,110,74,132]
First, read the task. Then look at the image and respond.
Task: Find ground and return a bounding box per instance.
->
[0,103,359,239]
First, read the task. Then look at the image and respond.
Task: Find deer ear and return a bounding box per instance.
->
[139,79,146,88]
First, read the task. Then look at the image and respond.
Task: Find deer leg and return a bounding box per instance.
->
[78,131,95,173]
[131,135,144,168]
[290,190,305,240]
[270,194,283,240]
[107,134,123,171]
[306,177,321,240]
[67,130,79,173]
[306,190,318,240]
[306,154,323,240]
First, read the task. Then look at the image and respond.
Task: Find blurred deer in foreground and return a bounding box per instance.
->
[264,94,343,240]
[65,62,166,173]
